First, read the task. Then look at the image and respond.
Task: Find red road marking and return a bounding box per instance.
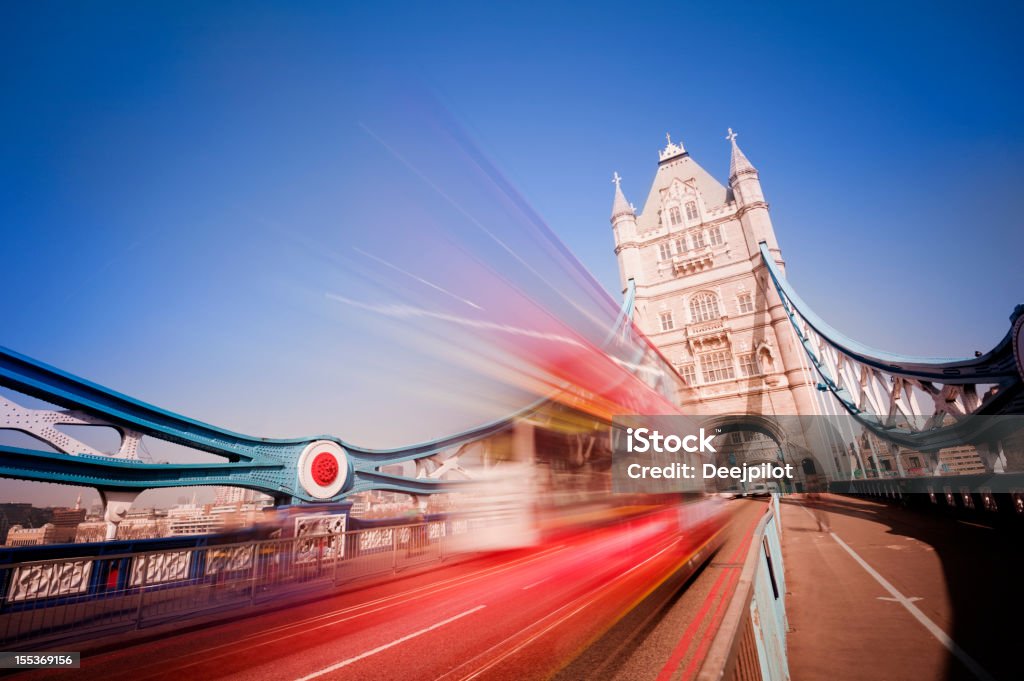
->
[678,566,741,681]
[656,506,765,681]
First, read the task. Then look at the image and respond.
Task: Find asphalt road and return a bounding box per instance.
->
[783,493,1023,681]
[559,498,768,681]
[17,500,768,681]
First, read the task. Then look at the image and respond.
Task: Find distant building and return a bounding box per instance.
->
[2,497,88,546]
[213,486,269,506]
[76,508,169,542]
[167,503,225,536]
[5,523,76,546]
[51,506,87,529]
[0,503,53,543]
[74,521,109,543]
[938,445,985,475]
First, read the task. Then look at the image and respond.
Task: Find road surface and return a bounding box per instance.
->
[18,500,769,681]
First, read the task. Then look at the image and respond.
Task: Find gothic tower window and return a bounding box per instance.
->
[659,311,675,331]
[737,292,754,314]
[685,201,699,220]
[674,237,687,254]
[700,350,735,382]
[709,226,723,246]
[738,353,758,377]
[689,292,721,322]
[678,363,697,385]
[691,230,707,248]
[669,206,682,225]
[658,242,672,260]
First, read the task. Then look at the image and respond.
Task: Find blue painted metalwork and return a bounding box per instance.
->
[0,280,643,503]
[0,343,519,502]
[759,241,1023,449]
[758,243,1018,384]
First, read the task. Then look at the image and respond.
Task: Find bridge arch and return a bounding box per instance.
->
[696,414,836,491]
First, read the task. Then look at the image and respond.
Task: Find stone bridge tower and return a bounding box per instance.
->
[610,131,819,419]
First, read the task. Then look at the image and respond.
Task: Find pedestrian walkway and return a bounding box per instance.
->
[780,494,1010,681]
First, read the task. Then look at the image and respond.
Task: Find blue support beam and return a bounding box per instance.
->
[0,278,643,503]
[759,242,1024,450]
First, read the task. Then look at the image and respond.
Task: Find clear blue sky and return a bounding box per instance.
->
[2,2,1022,504]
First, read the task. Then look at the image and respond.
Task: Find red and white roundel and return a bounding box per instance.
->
[298,441,348,499]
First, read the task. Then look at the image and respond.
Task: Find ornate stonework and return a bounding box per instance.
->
[610,132,819,418]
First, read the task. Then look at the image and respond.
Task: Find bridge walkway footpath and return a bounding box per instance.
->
[779,494,1020,681]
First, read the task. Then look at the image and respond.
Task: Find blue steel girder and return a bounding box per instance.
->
[758,242,1024,450]
[0,345,526,502]
[0,279,640,503]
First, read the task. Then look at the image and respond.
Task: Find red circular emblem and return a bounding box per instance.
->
[311,452,339,486]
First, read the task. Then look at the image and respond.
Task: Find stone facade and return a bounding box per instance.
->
[611,131,820,419]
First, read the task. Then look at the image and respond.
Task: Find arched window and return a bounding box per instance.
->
[669,206,682,225]
[689,292,721,322]
[685,201,699,220]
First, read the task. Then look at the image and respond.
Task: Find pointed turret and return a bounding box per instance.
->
[726,127,779,256]
[610,172,634,221]
[610,172,642,292]
[727,127,757,182]
[726,128,766,211]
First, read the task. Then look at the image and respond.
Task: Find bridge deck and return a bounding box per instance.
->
[782,493,1020,681]
[13,503,740,681]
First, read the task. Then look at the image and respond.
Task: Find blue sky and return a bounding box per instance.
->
[2,2,1022,504]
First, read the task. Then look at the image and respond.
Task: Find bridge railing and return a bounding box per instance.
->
[0,519,468,648]
[697,494,790,681]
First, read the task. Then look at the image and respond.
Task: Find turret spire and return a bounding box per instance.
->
[610,171,634,220]
[727,127,757,182]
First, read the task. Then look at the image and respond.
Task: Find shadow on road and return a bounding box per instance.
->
[780,494,1022,681]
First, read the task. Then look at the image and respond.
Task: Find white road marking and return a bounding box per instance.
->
[795,500,996,681]
[522,576,550,590]
[441,537,685,681]
[292,605,487,681]
[957,520,993,530]
[878,596,920,603]
[120,546,569,680]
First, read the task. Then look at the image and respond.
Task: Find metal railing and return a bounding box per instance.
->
[0,520,462,648]
[697,494,790,681]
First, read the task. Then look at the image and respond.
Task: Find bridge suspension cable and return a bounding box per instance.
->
[759,241,1024,451]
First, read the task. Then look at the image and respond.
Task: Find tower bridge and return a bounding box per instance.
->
[610,130,1024,487]
[0,131,1021,680]
[0,131,1018,527]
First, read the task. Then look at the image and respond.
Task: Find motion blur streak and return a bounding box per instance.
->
[4,91,735,679]
[50,501,735,681]
[293,89,692,431]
